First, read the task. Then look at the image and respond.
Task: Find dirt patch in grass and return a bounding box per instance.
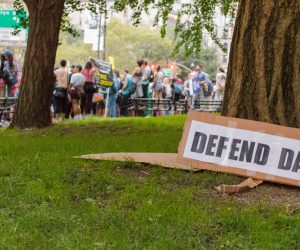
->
[113,163,300,208]
[214,182,300,208]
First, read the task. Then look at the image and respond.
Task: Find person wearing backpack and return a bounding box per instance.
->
[132,60,144,98]
[2,50,19,97]
[203,74,214,110]
[172,73,184,101]
[215,67,226,101]
[191,64,205,109]
[119,70,133,116]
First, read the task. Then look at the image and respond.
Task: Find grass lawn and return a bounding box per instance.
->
[0,115,299,249]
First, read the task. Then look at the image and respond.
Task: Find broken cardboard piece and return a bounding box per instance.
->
[177,111,300,188]
[215,178,263,194]
[79,153,197,171]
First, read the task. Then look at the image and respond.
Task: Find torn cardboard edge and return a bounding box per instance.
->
[77,152,264,194]
[78,153,197,171]
[214,178,263,194]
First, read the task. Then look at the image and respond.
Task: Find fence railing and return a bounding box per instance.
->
[128,98,222,116]
[0,97,222,124]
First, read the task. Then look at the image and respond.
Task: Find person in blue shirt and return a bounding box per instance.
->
[107,74,120,118]
[119,70,133,116]
[192,64,206,109]
[203,74,214,110]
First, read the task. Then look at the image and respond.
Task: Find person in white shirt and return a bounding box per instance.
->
[70,64,85,120]
[215,67,226,101]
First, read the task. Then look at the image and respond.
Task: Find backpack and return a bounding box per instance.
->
[204,80,213,97]
[202,81,209,93]
[148,69,154,82]
[129,82,137,95]
[174,83,184,94]
[3,63,17,85]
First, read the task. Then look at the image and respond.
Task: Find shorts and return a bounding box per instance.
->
[69,86,84,100]
[54,95,67,114]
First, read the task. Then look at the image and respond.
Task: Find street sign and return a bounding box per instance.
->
[0,9,26,28]
[0,28,26,46]
[0,9,27,47]
[84,28,104,51]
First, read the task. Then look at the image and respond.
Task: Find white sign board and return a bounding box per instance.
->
[83,28,104,51]
[178,111,300,187]
[0,28,27,46]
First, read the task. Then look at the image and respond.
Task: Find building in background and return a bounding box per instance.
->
[167,5,235,71]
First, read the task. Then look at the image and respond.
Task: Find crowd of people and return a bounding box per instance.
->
[52,58,227,122]
[0,50,227,124]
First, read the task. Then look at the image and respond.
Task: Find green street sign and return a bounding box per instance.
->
[0,9,26,28]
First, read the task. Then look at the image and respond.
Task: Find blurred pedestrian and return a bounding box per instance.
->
[192,64,205,109]
[203,74,214,109]
[2,50,20,97]
[153,65,164,99]
[215,67,226,101]
[119,70,133,116]
[65,65,76,119]
[53,59,68,123]
[141,60,151,98]
[69,64,85,120]
[81,61,96,117]
[132,60,144,98]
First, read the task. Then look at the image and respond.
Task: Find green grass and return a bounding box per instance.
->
[0,115,299,249]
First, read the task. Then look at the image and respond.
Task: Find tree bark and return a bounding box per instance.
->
[222,0,300,128]
[13,0,65,128]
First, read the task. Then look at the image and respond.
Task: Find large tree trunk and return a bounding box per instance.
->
[222,0,300,128]
[13,0,65,128]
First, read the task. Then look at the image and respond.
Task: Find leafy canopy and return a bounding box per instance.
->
[13,0,237,56]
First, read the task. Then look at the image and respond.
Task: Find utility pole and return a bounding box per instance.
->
[102,14,106,61]
[97,14,102,59]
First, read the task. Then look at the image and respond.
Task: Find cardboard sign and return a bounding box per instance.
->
[90,58,113,87]
[177,111,300,187]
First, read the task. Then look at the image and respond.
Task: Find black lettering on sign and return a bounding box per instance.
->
[191,132,207,154]
[239,141,255,163]
[278,148,294,170]
[292,151,300,173]
[254,144,270,165]
[228,139,241,160]
[216,136,229,157]
[205,135,219,156]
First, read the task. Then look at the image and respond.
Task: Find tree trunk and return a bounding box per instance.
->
[13,0,65,129]
[222,0,300,128]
